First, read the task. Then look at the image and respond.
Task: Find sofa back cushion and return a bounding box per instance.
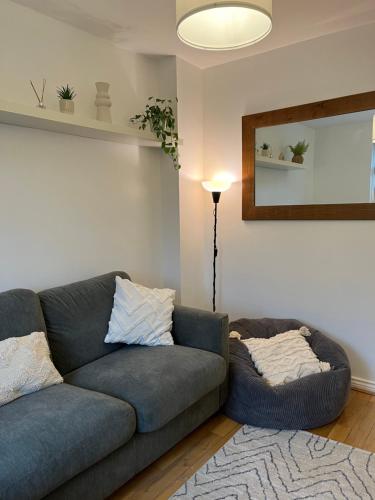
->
[0,289,46,341]
[39,271,130,375]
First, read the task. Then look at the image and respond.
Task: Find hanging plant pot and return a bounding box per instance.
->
[130,97,181,170]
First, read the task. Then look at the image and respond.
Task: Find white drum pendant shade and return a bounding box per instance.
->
[176,0,272,51]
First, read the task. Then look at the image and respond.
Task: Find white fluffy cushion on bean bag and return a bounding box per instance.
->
[237,326,331,386]
[0,332,63,407]
[105,277,175,346]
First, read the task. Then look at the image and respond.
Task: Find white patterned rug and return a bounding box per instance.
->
[171,426,375,499]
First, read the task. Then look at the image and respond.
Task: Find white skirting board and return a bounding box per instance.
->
[351,376,375,395]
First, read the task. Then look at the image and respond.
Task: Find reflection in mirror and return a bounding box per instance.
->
[255,111,375,206]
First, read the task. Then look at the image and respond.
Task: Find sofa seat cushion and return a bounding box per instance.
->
[65,345,227,433]
[0,383,136,500]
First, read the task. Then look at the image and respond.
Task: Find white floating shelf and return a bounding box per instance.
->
[0,100,160,147]
[256,155,306,170]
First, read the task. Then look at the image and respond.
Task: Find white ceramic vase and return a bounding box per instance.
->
[59,99,74,114]
[95,82,112,123]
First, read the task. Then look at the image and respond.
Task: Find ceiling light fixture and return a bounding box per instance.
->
[176,0,272,51]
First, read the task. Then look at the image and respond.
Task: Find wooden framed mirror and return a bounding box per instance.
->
[242,91,375,220]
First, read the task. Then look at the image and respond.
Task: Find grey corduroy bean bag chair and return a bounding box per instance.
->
[224,318,351,430]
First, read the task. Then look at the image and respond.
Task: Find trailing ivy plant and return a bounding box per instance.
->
[57,84,76,100]
[130,97,181,170]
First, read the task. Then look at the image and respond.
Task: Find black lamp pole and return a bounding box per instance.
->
[211,191,221,312]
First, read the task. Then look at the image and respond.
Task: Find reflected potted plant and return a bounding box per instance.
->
[289,140,309,164]
[130,97,181,170]
[57,84,76,114]
[261,143,270,157]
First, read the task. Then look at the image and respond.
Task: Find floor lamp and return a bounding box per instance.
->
[202,179,232,312]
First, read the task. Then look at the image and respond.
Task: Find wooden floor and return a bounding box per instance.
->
[111,390,375,500]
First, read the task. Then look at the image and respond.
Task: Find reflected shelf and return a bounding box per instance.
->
[256,155,307,170]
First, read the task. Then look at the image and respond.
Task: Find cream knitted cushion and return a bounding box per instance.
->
[0,332,63,407]
[105,277,175,346]
[236,327,330,386]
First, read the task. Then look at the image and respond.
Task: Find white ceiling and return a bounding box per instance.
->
[10,0,375,69]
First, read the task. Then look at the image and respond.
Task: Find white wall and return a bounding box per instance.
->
[3,0,375,385]
[0,0,180,292]
[176,59,209,309]
[201,23,375,382]
[156,57,181,297]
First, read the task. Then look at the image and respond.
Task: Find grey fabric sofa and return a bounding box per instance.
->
[0,272,229,500]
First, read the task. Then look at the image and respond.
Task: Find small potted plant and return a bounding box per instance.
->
[289,140,309,164]
[130,97,180,170]
[57,84,76,114]
[261,143,270,157]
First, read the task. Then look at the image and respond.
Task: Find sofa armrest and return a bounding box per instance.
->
[172,305,229,363]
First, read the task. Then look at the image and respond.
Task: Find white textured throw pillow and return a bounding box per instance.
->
[105,277,175,346]
[236,327,330,386]
[0,332,63,407]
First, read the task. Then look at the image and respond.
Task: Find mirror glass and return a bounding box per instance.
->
[255,110,375,206]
